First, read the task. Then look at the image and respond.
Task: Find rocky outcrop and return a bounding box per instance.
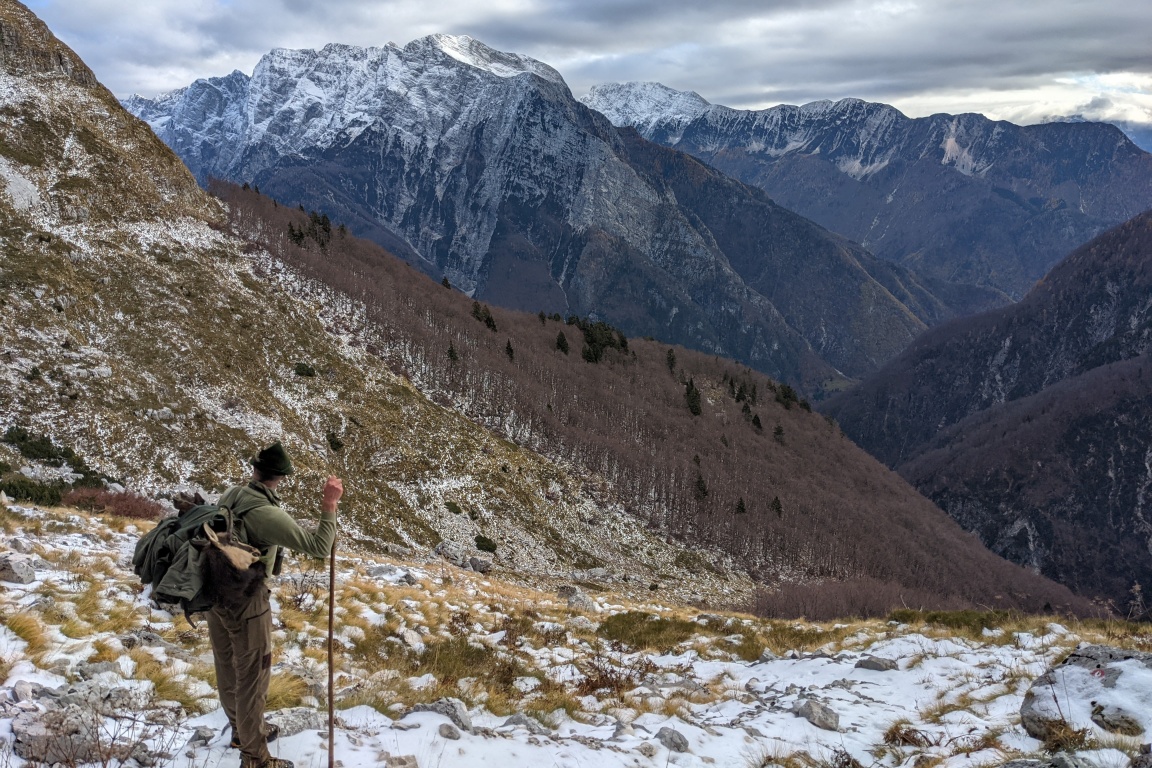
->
[585,81,1152,300]
[1020,646,1152,740]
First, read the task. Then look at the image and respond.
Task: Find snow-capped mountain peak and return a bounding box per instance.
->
[420,33,566,85]
[584,81,710,139]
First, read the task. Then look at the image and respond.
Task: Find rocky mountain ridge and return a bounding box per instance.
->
[123,35,991,395]
[583,81,1152,299]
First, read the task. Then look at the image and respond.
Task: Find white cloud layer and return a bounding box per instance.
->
[26,0,1152,144]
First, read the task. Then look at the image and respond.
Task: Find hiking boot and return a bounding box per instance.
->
[228,723,280,749]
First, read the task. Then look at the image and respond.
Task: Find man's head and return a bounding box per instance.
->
[251,441,294,486]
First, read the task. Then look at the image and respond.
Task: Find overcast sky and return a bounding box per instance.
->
[26,0,1152,145]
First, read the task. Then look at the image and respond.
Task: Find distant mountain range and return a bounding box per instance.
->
[584,82,1152,300]
[122,36,1001,396]
[823,211,1152,605]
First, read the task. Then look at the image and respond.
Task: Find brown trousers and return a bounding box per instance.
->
[207,584,273,766]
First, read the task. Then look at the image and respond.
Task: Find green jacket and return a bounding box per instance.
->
[221,481,336,575]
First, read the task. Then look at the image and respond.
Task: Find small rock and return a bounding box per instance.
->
[565,615,598,632]
[400,572,418,586]
[796,699,839,731]
[438,723,460,740]
[855,656,898,671]
[1091,704,1144,736]
[655,726,690,753]
[186,727,215,747]
[385,757,420,768]
[399,630,424,650]
[366,564,399,579]
[432,541,467,567]
[757,649,780,663]
[468,557,492,574]
[636,742,658,758]
[503,713,550,736]
[1131,755,1152,768]
[12,681,44,703]
[8,537,33,554]
[266,707,324,738]
[410,698,473,733]
[392,722,421,731]
[0,553,36,584]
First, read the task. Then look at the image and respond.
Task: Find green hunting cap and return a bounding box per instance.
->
[251,441,294,476]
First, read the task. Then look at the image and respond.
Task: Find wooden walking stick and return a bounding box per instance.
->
[328,534,336,768]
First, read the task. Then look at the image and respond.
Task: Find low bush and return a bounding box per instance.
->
[887,609,1014,634]
[475,534,497,553]
[63,487,165,519]
[1,476,63,506]
[597,611,697,651]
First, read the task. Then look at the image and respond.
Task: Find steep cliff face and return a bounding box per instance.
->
[125,37,983,395]
[822,212,1152,603]
[585,82,1152,301]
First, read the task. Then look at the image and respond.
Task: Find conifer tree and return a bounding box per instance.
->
[735,497,747,514]
[442,276,451,289]
[771,496,783,517]
[694,472,709,500]
[685,378,702,416]
[505,340,515,361]
[556,331,569,354]
[447,344,458,361]
[666,348,677,374]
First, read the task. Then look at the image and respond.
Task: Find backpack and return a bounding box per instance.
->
[132,501,263,621]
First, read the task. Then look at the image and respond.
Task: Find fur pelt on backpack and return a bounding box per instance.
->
[194,524,266,612]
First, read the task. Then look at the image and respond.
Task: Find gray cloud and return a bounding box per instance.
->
[25,0,1152,145]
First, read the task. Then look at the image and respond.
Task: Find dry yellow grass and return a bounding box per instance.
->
[3,611,48,658]
[267,672,308,709]
[127,647,207,714]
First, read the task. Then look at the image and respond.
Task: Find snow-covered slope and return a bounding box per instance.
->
[2,499,1149,768]
[583,82,1152,298]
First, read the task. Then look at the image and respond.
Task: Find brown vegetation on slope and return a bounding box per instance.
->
[216,182,1095,618]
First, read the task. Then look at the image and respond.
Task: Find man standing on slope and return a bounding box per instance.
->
[210,441,342,768]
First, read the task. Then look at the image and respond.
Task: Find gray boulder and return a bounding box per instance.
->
[438,723,460,740]
[13,707,105,764]
[502,713,550,736]
[410,697,473,733]
[855,656,898,671]
[432,541,467,567]
[0,553,36,584]
[266,707,324,738]
[796,699,840,731]
[467,557,492,574]
[655,726,690,752]
[1021,645,1152,739]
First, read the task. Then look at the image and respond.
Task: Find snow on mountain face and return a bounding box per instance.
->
[124,35,980,392]
[583,81,710,142]
[583,81,1152,300]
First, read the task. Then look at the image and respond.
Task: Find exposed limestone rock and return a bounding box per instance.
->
[410,698,472,733]
[855,655,898,671]
[1021,645,1152,739]
[655,726,689,752]
[796,699,839,731]
[0,553,36,583]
